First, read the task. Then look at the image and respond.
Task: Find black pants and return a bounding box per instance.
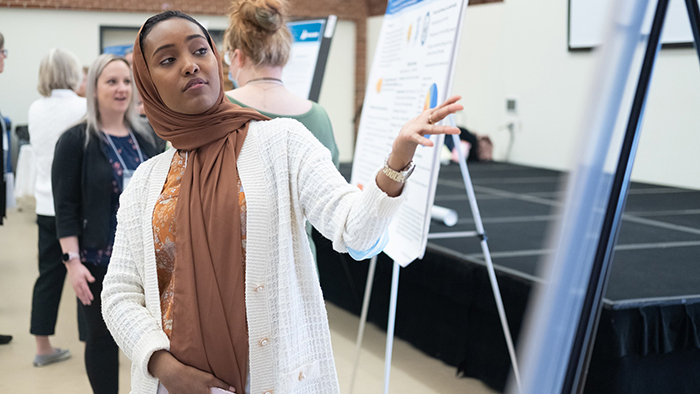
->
[79,263,119,394]
[30,215,66,336]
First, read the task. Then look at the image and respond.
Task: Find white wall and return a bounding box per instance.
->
[318,20,356,162]
[0,8,357,163]
[365,1,700,190]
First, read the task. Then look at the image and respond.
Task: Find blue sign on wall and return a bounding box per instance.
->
[103,44,133,56]
[287,20,325,43]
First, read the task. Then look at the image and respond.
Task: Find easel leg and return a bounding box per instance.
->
[450,126,522,392]
[349,255,378,394]
[384,260,401,394]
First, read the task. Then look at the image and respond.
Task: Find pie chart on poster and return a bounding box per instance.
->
[424,83,438,110]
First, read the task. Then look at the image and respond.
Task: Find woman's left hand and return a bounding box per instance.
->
[388,95,463,170]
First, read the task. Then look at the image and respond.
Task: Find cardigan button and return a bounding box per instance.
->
[260,338,269,346]
[263,391,273,394]
[255,285,265,292]
[298,372,306,381]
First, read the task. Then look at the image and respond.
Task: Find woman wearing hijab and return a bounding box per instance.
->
[53,54,159,393]
[101,11,462,394]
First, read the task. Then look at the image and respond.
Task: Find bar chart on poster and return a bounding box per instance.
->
[351,0,467,266]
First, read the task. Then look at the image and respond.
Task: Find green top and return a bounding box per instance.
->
[227,96,339,168]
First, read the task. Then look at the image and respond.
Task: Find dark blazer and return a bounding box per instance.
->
[52,123,160,249]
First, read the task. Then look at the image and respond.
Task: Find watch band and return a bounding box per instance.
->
[62,251,80,263]
[382,155,416,183]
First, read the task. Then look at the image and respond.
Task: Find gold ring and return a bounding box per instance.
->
[428,114,434,125]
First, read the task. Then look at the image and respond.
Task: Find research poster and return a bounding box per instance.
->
[351,0,467,266]
[282,16,337,100]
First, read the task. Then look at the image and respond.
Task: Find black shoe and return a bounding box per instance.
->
[0,334,12,345]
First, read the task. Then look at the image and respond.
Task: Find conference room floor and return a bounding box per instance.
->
[0,201,496,394]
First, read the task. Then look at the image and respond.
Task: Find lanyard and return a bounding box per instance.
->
[103,130,145,171]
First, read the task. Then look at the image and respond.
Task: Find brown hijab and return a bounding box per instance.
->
[132,15,269,390]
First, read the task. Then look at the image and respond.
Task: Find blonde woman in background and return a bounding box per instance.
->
[27,47,86,367]
[224,0,340,263]
[52,54,158,393]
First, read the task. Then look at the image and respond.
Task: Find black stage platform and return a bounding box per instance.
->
[314,162,700,394]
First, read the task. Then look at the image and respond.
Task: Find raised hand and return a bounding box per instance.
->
[390,95,463,169]
[376,95,463,197]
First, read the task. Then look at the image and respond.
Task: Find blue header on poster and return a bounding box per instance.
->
[386,0,426,15]
[287,20,325,43]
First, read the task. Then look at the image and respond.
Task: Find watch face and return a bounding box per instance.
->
[62,253,69,261]
[404,163,416,180]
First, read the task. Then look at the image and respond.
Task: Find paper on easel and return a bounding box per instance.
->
[351,0,468,267]
[283,18,328,99]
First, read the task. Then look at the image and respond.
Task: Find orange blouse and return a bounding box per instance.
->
[152,151,247,337]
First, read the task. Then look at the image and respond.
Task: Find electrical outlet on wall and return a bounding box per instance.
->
[502,97,521,161]
[504,97,520,125]
[506,98,517,113]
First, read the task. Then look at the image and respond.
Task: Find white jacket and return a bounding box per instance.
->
[102,118,404,394]
[28,89,86,216]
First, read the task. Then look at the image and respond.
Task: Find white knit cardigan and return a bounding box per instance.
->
[102,118,404,394]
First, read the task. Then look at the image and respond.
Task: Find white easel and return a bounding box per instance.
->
[348,115,522,394]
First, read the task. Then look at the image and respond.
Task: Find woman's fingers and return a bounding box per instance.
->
[78,289,90,305]
[422,125,461,136]
[429,103,463,124]
[80,280,93,305]
[80,269,94,304]
[207,375,235,393]
[413,134,434,147]
[434,95,462,111]
[68,264,94,305]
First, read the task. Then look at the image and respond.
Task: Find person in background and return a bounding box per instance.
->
[1,32,8,226]
[52,54,158,393]
[0,31,14,346]
[444,126,494,162]
[76,66,89,98]
[125,46,164,148]
[123,49,143,115]
[124,47,134,66]
[224,0,340,263]
[27,47,86,367]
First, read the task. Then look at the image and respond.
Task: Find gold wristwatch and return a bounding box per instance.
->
[382,154,416,183]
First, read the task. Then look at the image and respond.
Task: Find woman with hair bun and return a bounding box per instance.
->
[224,0,338,166]
[224,0,339,263]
